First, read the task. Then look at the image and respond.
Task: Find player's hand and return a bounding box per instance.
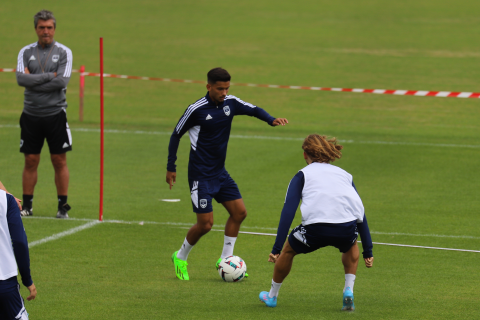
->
[272,118,288,126]
[24,67,30,74]
[27,283,37,301]
[166,171,176,190]
[54,72,57,77]
[5,192,22,210]
[364,257,374,268]
[268,253,279,263]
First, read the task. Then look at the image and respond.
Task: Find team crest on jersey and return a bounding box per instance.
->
[200,199,207,208]
[223,105,230,116]
[52,55,60,63]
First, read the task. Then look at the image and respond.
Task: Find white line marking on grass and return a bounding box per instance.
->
[24,217,479,253]
[28,221,100,248]
[205,229,480,253]
[2,125,479,149]
[24,217,480,239]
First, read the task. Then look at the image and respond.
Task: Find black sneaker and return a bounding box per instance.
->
[20,208,33,216]
[56,203,71,219]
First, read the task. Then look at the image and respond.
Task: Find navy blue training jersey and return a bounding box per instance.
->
[167,92,275,180]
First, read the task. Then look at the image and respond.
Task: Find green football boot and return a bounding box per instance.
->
[216,257,248,278]
[172,251,189,280]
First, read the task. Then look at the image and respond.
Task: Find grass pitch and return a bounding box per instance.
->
[0,0,479,319]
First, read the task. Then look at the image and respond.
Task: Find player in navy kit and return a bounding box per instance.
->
[0,181,36,320]
[168,68,288,280]
[259,134,374,310]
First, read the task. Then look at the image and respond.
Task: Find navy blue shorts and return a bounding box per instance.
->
[288,221,358,254]
[0,279,29,320]
[188,171,242,213]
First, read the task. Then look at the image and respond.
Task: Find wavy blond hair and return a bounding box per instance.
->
[302,134,343,163]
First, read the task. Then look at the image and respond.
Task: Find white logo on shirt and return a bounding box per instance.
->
[29,55,36,61]
[52,55,60,63]
[223,105,230,116]
[206,114,212,120]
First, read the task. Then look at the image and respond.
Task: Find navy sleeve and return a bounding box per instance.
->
[6,194,33,287]
[167,107,197,172]
[232,97,275,125]
[352,182,373,258]
[272,171,304,255]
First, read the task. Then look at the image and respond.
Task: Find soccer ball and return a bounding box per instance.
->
[218,255,247,282]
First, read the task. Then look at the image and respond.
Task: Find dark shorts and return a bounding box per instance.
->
[20,110,72,154]
[0,279,29,320]
[288,221,358,254]
[188,171,242,213]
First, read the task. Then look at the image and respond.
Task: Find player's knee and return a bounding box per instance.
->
[24,154,40,170]
[199,222,213,234]
[232,209,247,222]
[51,154,67,169]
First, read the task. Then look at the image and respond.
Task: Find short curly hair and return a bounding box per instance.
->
[302,134,343,163]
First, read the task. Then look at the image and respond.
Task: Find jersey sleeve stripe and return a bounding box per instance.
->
[227,95,256,108]
[16,43,37,73]
[175,98,207,133]
[55,42,73,78]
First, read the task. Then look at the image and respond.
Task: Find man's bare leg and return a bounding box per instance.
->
[23,154,40,195]
[272,240,297,283]
[185,212,214,246]
[222,198,247,237]
[51,153,69,196]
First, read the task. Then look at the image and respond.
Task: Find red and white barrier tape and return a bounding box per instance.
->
[2,68,479,99]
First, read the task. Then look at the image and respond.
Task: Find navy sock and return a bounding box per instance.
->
[58,195,68,210]
[23,194,33,209]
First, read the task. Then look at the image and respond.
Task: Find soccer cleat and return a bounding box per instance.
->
[56,203,71,219]
[20,208,33,216]
[342,287,355,311]
[172,251,189,280]
[259,291,277,307]
[217,257,248,278]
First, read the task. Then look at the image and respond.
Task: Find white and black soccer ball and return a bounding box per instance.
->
[218,255,247,282]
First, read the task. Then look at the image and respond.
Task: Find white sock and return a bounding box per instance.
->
[268,280,282,298]
[176,238,194,261]
[344,274,356,293]
[220,235,237,259]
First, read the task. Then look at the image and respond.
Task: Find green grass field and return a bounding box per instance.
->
[1,0,479,319]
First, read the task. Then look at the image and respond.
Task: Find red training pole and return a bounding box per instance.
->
[79,65,85,122]
[99,38,104,221]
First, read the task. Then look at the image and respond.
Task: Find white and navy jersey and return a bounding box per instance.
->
[16,40,73,117]
[0,190,33,293]
[271,165,373,258]
[167,93,275,180]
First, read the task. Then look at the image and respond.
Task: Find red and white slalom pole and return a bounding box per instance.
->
[79,65,85,121]
[99,38,104,222]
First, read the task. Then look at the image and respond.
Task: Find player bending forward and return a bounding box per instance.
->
[259,134,373,310]
[167,68,288,280]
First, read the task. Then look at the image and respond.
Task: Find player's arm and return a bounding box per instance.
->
[28,49,72,92]
[269,171,304,262]
[232,96,288,126]
[0,181,22,210]
[6,193,36,300]
[166,106,197,189]
[16,50,54,87]
[352,181,374,268]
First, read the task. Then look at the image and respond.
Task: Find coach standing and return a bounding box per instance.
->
[16,10,73,218]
